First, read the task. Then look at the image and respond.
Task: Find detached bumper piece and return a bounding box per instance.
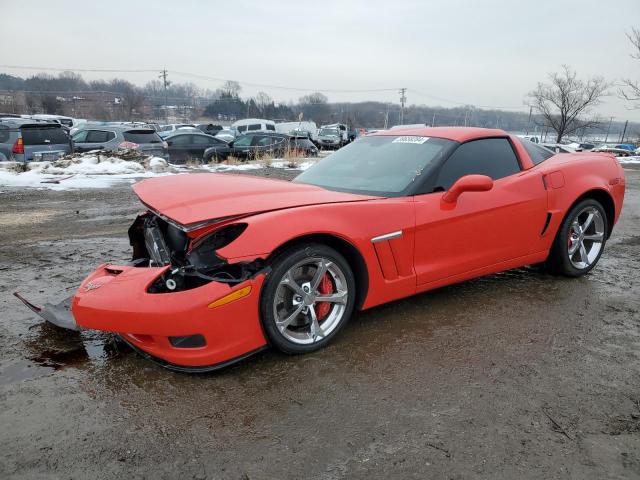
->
[13,293,79,331]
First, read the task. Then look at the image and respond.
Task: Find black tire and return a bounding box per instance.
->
[546,198,608,277]
[260,243,356,354]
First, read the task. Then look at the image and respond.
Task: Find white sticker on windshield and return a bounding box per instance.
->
[392,136,430,144]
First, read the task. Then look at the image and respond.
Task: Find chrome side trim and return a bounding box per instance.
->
[371,230,403,243]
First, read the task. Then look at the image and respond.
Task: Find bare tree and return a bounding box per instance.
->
[222,80,242,98]
[620,27,640,108]
[255,91,272,116]
[528,65,609,143]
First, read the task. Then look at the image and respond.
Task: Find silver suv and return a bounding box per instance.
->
[72,125,168,159]
[0,118,73,162]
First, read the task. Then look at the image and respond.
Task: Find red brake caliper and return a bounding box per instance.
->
[315,273,333,320]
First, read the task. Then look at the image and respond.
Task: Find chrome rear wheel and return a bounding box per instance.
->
[567,206,605,269]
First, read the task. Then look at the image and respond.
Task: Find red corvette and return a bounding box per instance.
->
[17,127,625,372]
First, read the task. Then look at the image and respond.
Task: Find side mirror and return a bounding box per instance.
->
[166,141,173,146]
[442,174,493,204]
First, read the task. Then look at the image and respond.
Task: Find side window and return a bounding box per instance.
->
[72,130,88,143]
[266,124,275,131]
[257,136,274,146]
[248,124,261,131]
[237,125,247,133]
[169,135,191,146]
[520,138,554,165]
[85,130,113,143]
[435,138,520,191]
[0,126,9,143]
[192,135,213,145]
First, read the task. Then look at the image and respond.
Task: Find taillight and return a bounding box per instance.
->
[118,141,139,149]
[12,138,24,154]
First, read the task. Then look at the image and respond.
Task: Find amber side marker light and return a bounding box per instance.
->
[208,286,252,309]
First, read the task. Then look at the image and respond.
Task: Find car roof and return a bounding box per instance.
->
[372,126,509,142]
[165,131,216,138]
[0,117,61,126]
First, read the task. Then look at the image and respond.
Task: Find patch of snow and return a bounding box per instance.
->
[0,151,322,190]
[617,156,640,164]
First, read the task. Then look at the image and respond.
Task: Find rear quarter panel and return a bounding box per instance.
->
[535,152,624,248]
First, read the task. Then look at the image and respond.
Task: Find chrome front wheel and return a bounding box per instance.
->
[260,243,356,354]
[273,257,349,345]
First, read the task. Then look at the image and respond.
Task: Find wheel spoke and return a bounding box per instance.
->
[583,233,604,242]
[308,305,325,341]
[581,212,594,232]
[579,243,589,265]
[568,240,581,255]
[315,290,348,304]
[310,259,330,291]
[276,304,304,331]
[571,220,581,234]
[281,272,306,296]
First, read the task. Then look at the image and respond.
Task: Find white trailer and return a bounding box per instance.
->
[232,118,276,135]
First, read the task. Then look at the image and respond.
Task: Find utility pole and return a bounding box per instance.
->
[399,88,406,125]
[621,120,628,143]
[604,116,613,143]
[525,105,532,135]
[383,103,390,129]
[159,68,169,122]
[431,111,436,127]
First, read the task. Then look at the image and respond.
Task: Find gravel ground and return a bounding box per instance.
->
[0,168,639,479]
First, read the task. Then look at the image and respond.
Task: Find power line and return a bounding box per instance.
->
[409,88,528,111]
[0,64,158,74]
[168,70,398,94]
[0,64,399,94]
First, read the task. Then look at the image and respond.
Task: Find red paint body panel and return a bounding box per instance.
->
[72,264,267,367]
[133,173,378,226]
[66,128,625,369]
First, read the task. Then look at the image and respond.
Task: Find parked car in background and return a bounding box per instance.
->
[317,123,349,149]
[615,143,636,152]
[26,114,76,128]
[71,126,168,159]
[158,123,197,133]
[567,142,596,151]
[593,144,633,157]
[289,134,319,157]
[164,131,228,163]
[215,128,236,143]
[196,123,223,136]
[275,121,318,142]
[232,118,277,135]
[541,143,575,154]
[517,134,541,144]
[203,132,315,162]
[0,118,73,162]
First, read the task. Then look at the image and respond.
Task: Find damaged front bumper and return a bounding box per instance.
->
[15,263,269,371]
[14,293,79,331]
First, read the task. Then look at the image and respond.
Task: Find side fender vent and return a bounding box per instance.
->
[541,212,552,236]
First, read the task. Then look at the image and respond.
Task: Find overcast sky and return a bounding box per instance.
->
[2,0,639,120]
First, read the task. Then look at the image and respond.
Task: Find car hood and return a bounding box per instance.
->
[133,173,379,228]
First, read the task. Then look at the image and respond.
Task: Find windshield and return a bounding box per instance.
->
[295,135,455,196]
[320,128,339,136]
